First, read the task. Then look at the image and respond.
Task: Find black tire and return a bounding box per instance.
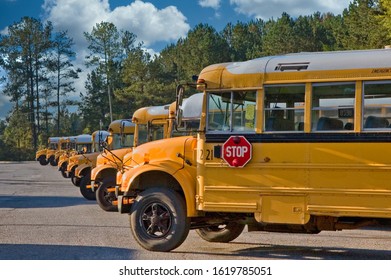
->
[70,172,80,187]
[49,156,57,166]
[79,173,95,200]
[129,187,190,252]
[96,178,118,212]
[196,222,245,243]
[60,164,69,178]
[38,156,48,166]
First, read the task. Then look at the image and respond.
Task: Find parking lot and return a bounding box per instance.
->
[1,161,391,261]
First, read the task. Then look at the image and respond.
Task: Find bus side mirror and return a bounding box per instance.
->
[102,135,112,150]
[176,85,185,128]
[120,121,126,147]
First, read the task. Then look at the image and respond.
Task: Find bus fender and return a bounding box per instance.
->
[75,163,91,178]
[121,162,197,217]
[91,164,117,182]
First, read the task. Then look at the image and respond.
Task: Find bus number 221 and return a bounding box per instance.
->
[200,149,214,161]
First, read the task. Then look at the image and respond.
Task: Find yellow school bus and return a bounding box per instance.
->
[46,136,76,166]
[66,131,109,187]
[35,137,61,166]
[91,105,171,211]
[117,48,391,252]
[114,94,203,212]
[111,96,203,213]
[57,134,93,178]
[75,121,134,200]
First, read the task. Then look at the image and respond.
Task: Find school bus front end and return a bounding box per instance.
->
[35,148,48,166]
[37,137,60,166]
[118,135,198,210]
[89,120,136,209]
[96,105,179,212]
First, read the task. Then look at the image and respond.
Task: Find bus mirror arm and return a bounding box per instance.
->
[176,153,192,166]
[175,84,185,129]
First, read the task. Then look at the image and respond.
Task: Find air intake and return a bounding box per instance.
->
[274,62,309,71]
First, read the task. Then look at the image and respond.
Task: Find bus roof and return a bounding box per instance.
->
[59,136,76,143]
[108,119,135,134]
[198,48,391,89]
[48,137,61,143]
[182,93,203,119]
[75,134,92,144]
[132,105,169,124]
[92,130,110,143]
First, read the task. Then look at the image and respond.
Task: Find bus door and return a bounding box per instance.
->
[200,91,258,213]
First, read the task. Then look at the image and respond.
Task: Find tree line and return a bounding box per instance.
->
[0,0,391,160]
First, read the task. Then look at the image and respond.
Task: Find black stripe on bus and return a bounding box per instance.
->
[205,132,391,143]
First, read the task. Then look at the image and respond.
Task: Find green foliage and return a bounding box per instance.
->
[3,110,32,148]
[341,0,388,49]
[79,70,110,131]
[0,110,34,160]
[0,16,80,158]
[222,20,264,60]
[82,22,138,127]
[48,30,79,135]
[115,45,175,112]
[174,24,231,81]
[2,4,391,160]
[378,0,391,41]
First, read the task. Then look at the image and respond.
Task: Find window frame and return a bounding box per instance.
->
[206,91,257,134]
[263,83,306,133]
[362,80,391,132]
[311,82,356,133]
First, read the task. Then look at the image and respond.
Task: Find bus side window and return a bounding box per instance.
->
[363,81,391,131]
[264,84,305,132]
[207,93,229,132]
[312,83,355,132]
[232,92,256,132]
[207,91,256,132]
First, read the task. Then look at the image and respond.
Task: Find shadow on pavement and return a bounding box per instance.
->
[0,195,95,208]
[175,241,391,260]
[0,244,133,260]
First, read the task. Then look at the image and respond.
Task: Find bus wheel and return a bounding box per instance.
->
[79,174,95,200]
[49,156,57,166]
[38,156,48,166]
[60,166,69,178]
[71,173,80,187]
[196,222,245,243]
[96,179,117,212]
[129,188,190,252]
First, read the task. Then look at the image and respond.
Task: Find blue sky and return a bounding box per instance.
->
[1,0,352,52]
[0,0,352,119]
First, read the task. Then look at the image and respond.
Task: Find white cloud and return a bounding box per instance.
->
[0,27,9,36]
[230,0,351,19]
[41,0,190,97]
[199,0,221,9]
[43,0,189,49]
[108,1,190,46]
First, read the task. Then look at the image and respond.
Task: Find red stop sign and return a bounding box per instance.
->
[222,136,252,167]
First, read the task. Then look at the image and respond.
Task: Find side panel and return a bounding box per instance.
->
[308,142,391,218]
[199,138,391,224]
